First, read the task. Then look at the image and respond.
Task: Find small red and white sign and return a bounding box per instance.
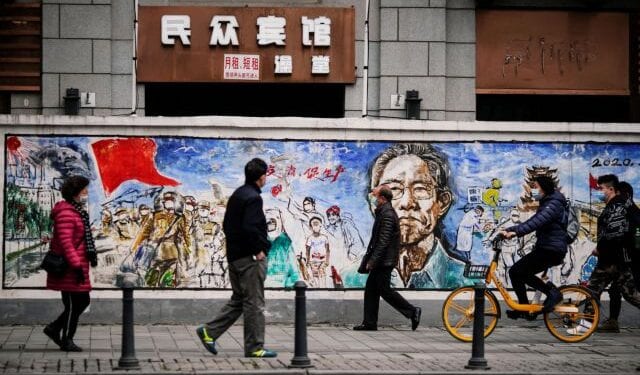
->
[223,54,260,80]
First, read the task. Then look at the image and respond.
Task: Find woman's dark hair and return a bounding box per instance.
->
[617,181,634,199]
[61,175,90,202]
[534,175,555,195]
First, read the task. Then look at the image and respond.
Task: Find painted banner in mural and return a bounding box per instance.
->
[3,135,636,289]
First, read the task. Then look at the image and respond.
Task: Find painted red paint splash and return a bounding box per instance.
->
[6,136,21,153]
[91,138,180,195]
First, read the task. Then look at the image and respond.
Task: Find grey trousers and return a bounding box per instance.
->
[205,255,267,355]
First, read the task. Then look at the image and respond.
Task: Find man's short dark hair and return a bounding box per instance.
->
[533,175,556,195]
[617,181,634,199]
[597,174,619,189]
[244,158,268,184]
[61,175,90,202]
[303,196,315,206]
[378,186,393,202]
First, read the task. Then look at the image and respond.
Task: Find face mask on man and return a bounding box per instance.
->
[368,194,379,208]
[594,190,607,202]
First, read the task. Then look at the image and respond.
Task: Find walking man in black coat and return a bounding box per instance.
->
[354,185,421,331]
[196,158,276,358]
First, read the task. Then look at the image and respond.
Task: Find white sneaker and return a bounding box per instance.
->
[566,319,592,335]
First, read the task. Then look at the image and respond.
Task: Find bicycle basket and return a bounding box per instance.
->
[463,264,490,279]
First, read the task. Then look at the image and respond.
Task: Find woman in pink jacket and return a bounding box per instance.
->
[43,175,98,352]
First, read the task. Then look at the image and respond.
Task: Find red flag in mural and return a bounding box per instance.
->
[91,138,180,195]
[589,173,599,190]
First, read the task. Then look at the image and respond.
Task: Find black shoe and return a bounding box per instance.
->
[542,288,563,313]
[43,325,62,348]
[353,324,377,331]
[61,338,82,352]
[506,310,537,321]
[411,307,421,331]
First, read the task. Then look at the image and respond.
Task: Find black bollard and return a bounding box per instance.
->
[289,280,313,368]
[116,279,140,370]
[465,282,490,370]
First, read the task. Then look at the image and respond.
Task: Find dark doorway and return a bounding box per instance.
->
[145,83,345,118]
[476,95,632,122]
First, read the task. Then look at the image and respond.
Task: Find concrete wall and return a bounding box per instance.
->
[7,0,141,116]
[11,0,478,119]
[376,0,475,120]
[1,114,640,326]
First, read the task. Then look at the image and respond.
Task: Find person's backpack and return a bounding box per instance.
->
[564,199,580,244]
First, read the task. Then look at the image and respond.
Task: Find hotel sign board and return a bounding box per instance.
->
[138,6,356,84]
[476,10,629,95]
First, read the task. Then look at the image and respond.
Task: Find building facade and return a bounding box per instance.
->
[1,0,640,324]
[2,0,636,121]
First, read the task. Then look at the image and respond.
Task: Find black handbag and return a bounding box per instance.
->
[40,251,68,277]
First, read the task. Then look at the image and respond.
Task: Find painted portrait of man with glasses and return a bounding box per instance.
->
[369,143,469,289]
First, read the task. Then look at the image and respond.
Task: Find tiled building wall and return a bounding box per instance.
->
[12,0,143,116]
[11,0,476,119]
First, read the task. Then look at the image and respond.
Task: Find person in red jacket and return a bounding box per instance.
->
[43,175,98,352]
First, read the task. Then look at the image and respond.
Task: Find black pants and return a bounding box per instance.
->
[509,250,565,304]
[363,266,416,326]
[49,291,90,340]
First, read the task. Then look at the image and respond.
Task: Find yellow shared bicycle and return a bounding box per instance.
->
[442,235,600,343]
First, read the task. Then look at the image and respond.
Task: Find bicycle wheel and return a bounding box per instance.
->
[442,286,500,342]
[544,285,600,343]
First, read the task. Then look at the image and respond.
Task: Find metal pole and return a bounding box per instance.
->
[289,281,313,368]
[130,0,139,115]
[465,282,490,370]
[116,283,140,370]
[361,0,370,118]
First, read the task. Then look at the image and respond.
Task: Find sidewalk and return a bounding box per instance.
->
[0,323,638,374]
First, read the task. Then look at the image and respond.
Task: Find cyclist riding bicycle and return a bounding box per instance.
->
[500,175,567,319]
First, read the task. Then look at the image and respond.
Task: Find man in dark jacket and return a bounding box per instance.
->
[354,185,421,331]
[599,180,640,332]
[581,176,640,335]
[501,175,567,318]
[196,158,276,358]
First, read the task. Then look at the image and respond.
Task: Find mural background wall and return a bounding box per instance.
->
[4,135,633,290]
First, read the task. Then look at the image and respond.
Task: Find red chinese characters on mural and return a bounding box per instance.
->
[266,163,345,183]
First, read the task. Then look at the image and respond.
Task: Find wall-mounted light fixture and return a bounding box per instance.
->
[63,88,80,115]
[405,90,422,120]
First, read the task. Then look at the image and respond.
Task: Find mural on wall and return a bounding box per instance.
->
[3,135,637,290]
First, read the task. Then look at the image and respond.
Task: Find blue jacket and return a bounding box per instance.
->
[506,190,568,254]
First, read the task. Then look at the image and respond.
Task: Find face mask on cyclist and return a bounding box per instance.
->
[531,188,542,201]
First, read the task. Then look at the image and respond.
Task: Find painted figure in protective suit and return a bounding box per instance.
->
[131,191,191,287]
[99,208,114,238]
[113,207,139,241]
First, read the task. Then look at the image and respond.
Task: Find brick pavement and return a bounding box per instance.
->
[0,323,639,374]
